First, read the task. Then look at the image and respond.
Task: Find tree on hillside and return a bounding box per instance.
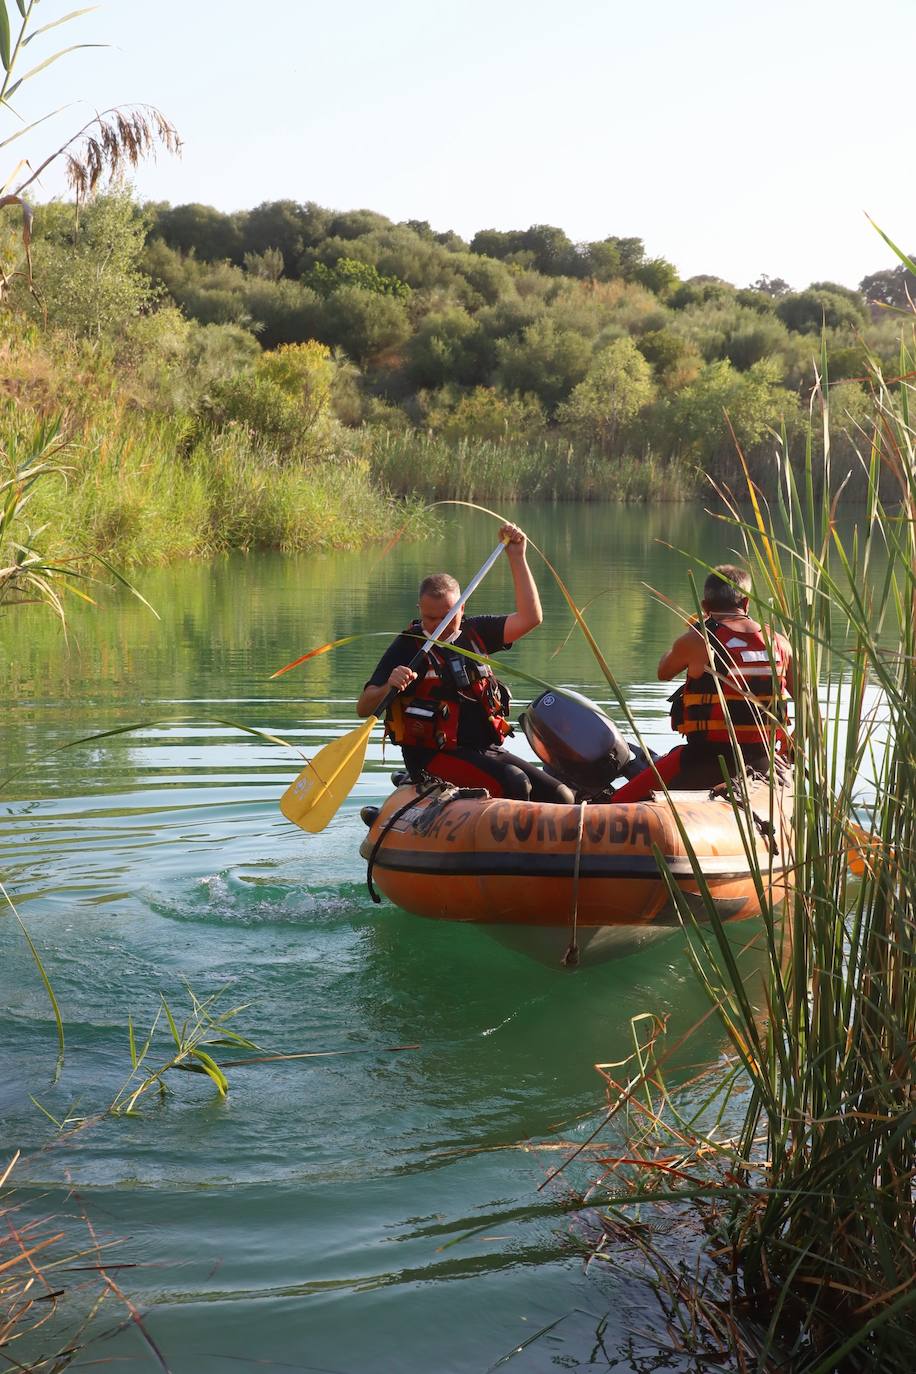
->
[468,226,678,293]
[407,308,482,388]
[752,274,792,297]
[241,201,322,275]
[859,260,916,308]
[319,285,410,364]
[556,337,655,453]
[149,204,243,263]
[495,318,592,410]
[636,328,701,389]
[669,276,736,310]
[244,247,285,281]
[807,280,864,305]
[470,227,524,262]
[305,258,410,300]
[580,239,624,281]
[450,252,517,306]
[632,256,679,296]
[776,287,867,334]
[518,224,582,277]
[205,341,338,458]
[243,279,321,349]
[666,357,798,478]
[29,193,156,337]
[469,225,582,276]
[327,209,392,240]
[424,387,546,443]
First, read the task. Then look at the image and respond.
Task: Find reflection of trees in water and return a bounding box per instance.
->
[3,502,876,793]
[0,548,383,787]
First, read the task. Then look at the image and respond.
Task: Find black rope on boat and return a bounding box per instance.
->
[562,801,587,968]
[365,782,441,904]
[708,774,783,858]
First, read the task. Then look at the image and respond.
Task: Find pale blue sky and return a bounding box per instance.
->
[8,0,913,289]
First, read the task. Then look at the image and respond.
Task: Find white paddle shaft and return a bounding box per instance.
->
[377,540,507,715]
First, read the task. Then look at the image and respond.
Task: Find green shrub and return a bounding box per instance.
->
[204,341,339,458]
[556,337,655,453]
[24,191,156,338]
[425,386,546,443]
[495,318,592,410]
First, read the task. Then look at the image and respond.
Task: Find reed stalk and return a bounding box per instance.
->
[577,340,916,1370]
[360,427,694,503]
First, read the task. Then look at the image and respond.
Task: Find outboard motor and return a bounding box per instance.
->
[520,689,650,798]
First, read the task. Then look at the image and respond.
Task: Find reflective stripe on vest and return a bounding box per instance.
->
[675,619,789,744]
[384,624,511,751]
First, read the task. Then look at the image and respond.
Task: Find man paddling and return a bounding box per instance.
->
[357,523,574,803]
[612,564,794,800]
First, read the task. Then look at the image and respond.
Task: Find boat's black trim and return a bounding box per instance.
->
[358,845,784,882]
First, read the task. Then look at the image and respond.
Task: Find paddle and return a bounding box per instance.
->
[280,539,508,833]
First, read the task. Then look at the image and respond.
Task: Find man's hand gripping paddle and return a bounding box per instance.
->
[279,540,507,833]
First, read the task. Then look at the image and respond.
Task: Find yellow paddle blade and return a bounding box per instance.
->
[280,716,379,833]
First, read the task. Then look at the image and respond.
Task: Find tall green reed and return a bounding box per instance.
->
[585,346,916,1370]
[360,427,694,503]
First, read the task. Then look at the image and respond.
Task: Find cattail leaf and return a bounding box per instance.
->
[17,42,105,86]
[23,8,101,45]
[190,1050,229,1096]
[865,215,916,279]
[161,995,181,1049]
[1,882,65,1060]
[90,550,160,618]
[0,104,65,153]
[0,3,11,72]
[15,0,25,17]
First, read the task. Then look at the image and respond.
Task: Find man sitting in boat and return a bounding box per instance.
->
[612,564,794,801]
[357,523,574,803]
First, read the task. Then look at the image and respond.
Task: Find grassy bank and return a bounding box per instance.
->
[0,325,410,567]
[0,316,694,577]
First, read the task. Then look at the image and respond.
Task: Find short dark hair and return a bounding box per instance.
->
[418,572,460,600]
[703,564,751,611]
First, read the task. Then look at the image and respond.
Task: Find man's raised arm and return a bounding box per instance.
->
[501,523,543,645]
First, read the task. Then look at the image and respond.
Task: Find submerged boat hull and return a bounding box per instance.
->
[359,780,791,967]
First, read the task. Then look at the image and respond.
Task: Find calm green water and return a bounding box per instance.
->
[2,503,765,1372]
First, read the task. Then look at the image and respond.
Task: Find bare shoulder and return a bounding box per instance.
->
[658,622,705,679]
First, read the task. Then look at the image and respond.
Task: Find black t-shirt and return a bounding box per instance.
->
[367,614,511,753]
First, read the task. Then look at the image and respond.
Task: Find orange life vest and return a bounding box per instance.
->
[384,622,512,752]
[671,618,790,746]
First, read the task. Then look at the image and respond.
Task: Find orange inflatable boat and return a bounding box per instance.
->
[359,775,792,967]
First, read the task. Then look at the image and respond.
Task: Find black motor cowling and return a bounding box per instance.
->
[520,689,634,797]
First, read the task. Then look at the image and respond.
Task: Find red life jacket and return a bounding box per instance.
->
[671,617,790,746]
[384,622,512,752]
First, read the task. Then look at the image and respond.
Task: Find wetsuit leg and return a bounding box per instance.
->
[629,740,749,793]
[675,740,738,789]
[499,753,575,804]
[610,746,686,802]
[421,747,532,800]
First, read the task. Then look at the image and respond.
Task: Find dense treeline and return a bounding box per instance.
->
[135,199,911,464]
[133,196,914,489]
[2,192,914,561]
